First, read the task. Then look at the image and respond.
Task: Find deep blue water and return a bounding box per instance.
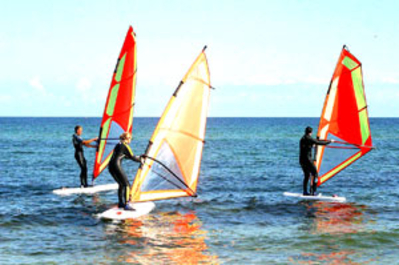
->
[0,117,398,264]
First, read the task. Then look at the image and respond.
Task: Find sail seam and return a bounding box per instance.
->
[159,128,205,143]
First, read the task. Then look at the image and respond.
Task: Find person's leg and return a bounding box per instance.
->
[75,153,87,187]
[301,164,310,195]
[81,157,88,187]
[109,168,124,208]
[118,168,134,210]
[118,186,124,208]
[309,164,319,195]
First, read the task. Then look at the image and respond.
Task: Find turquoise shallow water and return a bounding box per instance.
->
[0,117,398,264]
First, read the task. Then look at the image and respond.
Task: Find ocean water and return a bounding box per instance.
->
[0,117,398,265]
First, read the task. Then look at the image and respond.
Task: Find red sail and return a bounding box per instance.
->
[315,46,373,186]
[93,26,137,180]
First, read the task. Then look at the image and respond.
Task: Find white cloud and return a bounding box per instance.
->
[76,77,92,93]
[0,94,11,103]
[75,77,104,104]
[380,77,399,84]
[29,76,46,94]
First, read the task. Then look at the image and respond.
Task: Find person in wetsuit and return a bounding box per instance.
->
[109,132,142,210]
[299,126,333,196]
[72,125,98,187]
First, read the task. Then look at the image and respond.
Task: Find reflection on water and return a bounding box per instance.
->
[103,211,219,265]
[290,250,374,265]
[305,201,368,235]
[290,202,375,264]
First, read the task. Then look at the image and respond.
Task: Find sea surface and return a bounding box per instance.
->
[0,117,398,265]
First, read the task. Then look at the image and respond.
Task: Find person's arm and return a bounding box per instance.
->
[308,135,332,146]
[83,137,98,148]
[124,144,141,162]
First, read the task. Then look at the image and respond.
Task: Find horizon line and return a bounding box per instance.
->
[0,116,398,119]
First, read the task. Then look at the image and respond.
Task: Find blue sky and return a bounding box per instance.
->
[0,0,398,117]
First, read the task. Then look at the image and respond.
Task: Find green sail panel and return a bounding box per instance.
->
[342,56,358,70]
[115,53,126,82]
[106,84,120,116]
[352,68,366,109]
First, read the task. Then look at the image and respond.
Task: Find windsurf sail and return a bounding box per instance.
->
[130,46,211,202]
[93,26,137,180]
[315,46,373,186]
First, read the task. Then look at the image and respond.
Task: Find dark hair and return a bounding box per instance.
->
[305,126,313,134]
[75,125,82,133]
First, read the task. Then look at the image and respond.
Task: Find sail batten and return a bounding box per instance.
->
[93,26,137,180]
[316,47,373,186]
[130,47,211,202]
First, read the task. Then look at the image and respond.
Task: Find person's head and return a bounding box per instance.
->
[75,125,83,136]
[305,126,313,136]
[120,132,132,144]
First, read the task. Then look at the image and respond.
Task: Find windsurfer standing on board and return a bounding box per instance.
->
[299,126,333,196]
[109,132,143,210]
[72,125,98,188]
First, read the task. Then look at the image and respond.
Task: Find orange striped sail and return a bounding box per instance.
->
[130,46,211,202]
[315,46,373,187]
[93,26,137,180]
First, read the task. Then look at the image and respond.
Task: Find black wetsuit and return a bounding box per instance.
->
[108,142,141,208]
[72,134,88,187]
[299,134,330,195]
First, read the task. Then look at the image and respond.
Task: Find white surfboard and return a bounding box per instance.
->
[283,192,346,202]
[97,201,156,220]
[53,183,118,196]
